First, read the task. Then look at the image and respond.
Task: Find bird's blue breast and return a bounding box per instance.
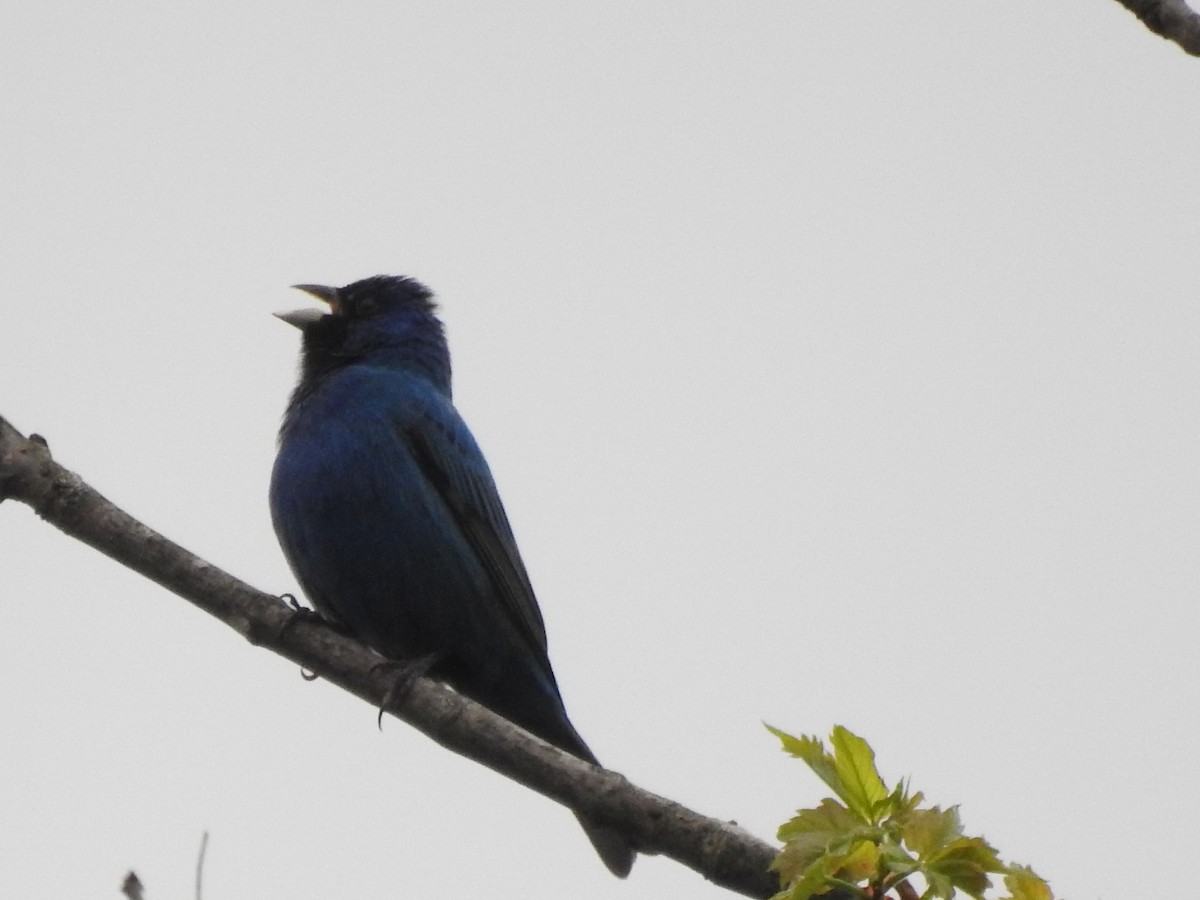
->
[270,365,497,663]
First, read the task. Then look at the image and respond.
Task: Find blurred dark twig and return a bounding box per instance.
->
[196,832,208,900]
[121,872,144,900]
[1113,0,1200,54]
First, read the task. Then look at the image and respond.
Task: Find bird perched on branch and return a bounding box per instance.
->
[269,274,634,877]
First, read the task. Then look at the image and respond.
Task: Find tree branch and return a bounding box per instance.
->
[1112,0,1200,55]
[0,415,780,899]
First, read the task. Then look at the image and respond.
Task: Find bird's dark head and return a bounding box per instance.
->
[278,274,452,397]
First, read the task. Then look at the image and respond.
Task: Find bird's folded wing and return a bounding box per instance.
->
[401,414,552,662]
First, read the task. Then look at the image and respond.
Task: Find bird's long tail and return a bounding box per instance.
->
[551,726,636,877]
[479,672,637,876]
[576,813,635,878]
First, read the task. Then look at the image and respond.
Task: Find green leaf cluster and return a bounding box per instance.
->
[767,725,1053,900]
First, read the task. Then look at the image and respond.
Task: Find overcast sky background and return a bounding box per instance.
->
[2,3,1197,899]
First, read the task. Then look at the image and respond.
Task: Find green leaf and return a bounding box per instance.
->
[767,725,848,810]
[773,838,881,900]
[771,852,840,900]
[881,777,923,824]
[832,840,879,883]
[876,837,919,885]
[771,841,823,897]
[774,800,890,899]
[829,726,889,822]
[901,805,964,857]
[777,797,859,843]
[999,865,1054,900]
[775,799,860,875]
[765,723,810,758]
[922,836,1005,899]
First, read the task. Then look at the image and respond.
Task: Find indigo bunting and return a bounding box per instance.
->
[269,275,634,877]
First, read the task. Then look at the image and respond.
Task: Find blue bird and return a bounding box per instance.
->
[269,275,634,877]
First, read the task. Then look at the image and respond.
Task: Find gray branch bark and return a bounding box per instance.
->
[0,415,779,899]
[1113,0,1200,54]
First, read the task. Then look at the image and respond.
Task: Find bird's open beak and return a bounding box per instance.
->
[274,283,340,329]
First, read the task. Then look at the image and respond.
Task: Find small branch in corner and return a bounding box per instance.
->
[1112,0,1200,55]
[196,831,209,900]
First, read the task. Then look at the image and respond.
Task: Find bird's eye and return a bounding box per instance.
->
[347,294,377,317]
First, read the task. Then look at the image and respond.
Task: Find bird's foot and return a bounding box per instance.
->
[373,654,441,729]
[273,593,343,681]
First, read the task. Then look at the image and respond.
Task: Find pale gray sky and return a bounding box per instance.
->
[3,3,1197,899]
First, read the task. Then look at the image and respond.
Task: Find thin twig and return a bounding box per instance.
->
[195,832,208,900]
